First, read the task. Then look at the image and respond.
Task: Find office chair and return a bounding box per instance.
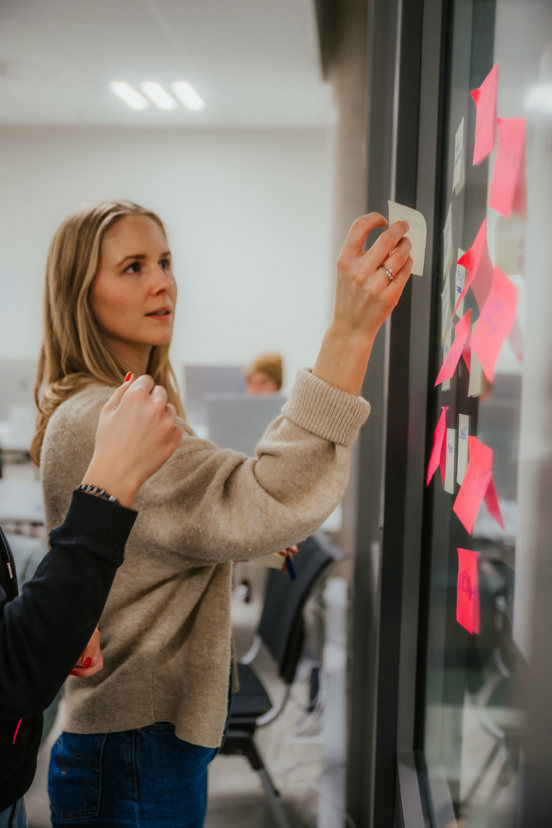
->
[219,531,344,828]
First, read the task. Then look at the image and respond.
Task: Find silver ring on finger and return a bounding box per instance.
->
[384,265,394,281]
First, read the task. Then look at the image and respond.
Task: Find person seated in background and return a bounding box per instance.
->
[0,374,182,828]
[244,352,283,395]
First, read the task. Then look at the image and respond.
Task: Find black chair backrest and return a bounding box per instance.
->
[257,531,342,683]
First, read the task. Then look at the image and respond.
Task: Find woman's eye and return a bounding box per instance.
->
[125,261,141,274]
[160,258,171,271]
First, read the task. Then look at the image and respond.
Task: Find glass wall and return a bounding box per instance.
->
[420,0,552,824]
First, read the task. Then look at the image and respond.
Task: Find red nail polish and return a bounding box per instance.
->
[124,372,132,382]
[83,657,92,669]
[70,669,78,676]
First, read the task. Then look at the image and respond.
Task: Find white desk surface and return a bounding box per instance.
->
[0,421,32,453]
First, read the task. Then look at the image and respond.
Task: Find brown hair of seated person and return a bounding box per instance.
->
[245,352,282,395]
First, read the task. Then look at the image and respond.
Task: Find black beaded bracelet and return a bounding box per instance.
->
[77,484,120,505]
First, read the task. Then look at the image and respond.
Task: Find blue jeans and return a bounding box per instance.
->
[0,798,27,828]
[48,724,216,827]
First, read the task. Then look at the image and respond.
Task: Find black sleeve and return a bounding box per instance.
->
[0,490,137,719]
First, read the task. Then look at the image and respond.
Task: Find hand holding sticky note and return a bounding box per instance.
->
[388,201,427,276]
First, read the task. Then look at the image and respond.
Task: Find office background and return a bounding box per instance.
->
[0,125,334,391]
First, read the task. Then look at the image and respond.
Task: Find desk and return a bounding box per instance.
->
[0,479,44,532]
[0,421,33,476]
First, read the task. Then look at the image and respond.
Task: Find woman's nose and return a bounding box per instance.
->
[151,265,173,293]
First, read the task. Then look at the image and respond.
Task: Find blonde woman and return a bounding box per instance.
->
[33,200,412,827]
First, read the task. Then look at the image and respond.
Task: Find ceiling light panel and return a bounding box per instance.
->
[109,81,150,110]
[140,81,178,111]
[171,81,206,111]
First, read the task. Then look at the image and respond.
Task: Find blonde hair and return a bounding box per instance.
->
[31,199,185,466]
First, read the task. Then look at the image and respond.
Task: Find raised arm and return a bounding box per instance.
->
[313,213,413,395]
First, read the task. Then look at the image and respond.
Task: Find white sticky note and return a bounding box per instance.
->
[444,428,456,493]
[453,118,466,195]
[443,203,453,277]
[468,336,484,398]
[455,250,466,317]
[457,413,470,484]
[441,269,453,345]
[388,201,427,276]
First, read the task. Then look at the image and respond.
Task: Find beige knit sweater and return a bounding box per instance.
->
[41,369,370,747]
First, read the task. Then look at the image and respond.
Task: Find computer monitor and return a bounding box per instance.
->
[0,358,38,421]
[182,364,247,427]
[205,393,286,456]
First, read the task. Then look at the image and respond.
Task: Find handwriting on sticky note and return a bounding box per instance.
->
[489,117,527,219]
[470,266,518,382]
[435,309,471,386]
[453,436,504,534]
[455,220,493,313]
[471,63,499,165]
[426,406,449,486]
[455,251,466,317]
[388,201,427,276]
[457,548,480,634]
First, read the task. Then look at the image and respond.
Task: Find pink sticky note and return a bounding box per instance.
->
[471,64,499,165]
[454,220,494,314]
[435,310,471,386]
[484,476,506,531]
[453,436,504,534]
[489,118,527,218]
[426,406,449,486]
[457,548,480,634]
[471,267,518,382]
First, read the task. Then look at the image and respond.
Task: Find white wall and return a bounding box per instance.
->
[0,125,335,395]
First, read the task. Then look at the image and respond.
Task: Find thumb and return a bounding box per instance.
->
[103,374,134,412]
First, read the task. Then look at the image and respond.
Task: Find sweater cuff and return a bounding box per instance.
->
[49,490,138,565]
[282,368,371,447]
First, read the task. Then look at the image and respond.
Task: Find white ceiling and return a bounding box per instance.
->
[0,0,333,128]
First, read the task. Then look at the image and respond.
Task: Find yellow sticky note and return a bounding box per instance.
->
[388,200,427,276]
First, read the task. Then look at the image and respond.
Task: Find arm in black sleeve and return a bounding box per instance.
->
[0,490,136,719]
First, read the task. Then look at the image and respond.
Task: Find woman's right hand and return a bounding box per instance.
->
[81,375,183,507]
[313,213,413,396]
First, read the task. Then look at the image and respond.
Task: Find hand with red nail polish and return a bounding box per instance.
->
[70,627,103,678]
[81,374,183,508]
